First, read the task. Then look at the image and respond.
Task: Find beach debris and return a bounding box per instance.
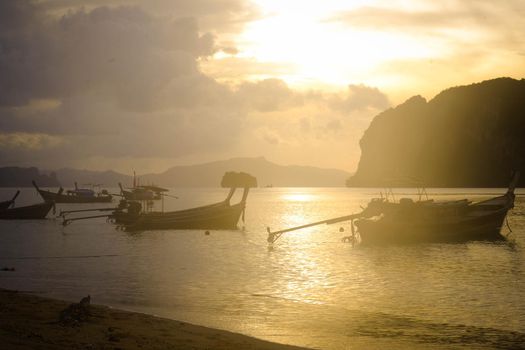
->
[59,295,91,326]
[1,267,15,271]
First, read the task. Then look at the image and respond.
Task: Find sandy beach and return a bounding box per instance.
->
[0,289,310,350]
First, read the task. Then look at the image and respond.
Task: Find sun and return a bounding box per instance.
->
[218,0,439,89]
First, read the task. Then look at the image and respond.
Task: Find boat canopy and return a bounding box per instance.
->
[67,189,95,197]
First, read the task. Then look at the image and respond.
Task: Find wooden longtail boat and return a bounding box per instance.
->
[117,172,256,231]
[0,201,54,220]
[0,190,53,220]
[267,173,519,245]
[0,191,20,211]
[354,183,516,245]
[33,181,112,203]
[62,172,257,231]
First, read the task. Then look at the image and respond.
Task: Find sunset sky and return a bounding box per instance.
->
[1,0,524,173]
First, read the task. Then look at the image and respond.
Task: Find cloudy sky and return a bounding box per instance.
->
[1,0,524,173]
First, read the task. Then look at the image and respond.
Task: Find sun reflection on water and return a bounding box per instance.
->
[280,248,330,305]
[281,193,316,202]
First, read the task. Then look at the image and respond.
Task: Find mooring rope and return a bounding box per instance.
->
[505,216,513,237]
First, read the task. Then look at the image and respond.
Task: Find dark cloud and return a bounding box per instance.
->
[201,56,295,82]
[0,1,244,165]
[0,1,390,171]
[262,131,280,145]
[325,119,342,132]
[236,78,301,112]
[38,0,261,34]
[329,85,390,113]
[0,2,216,109]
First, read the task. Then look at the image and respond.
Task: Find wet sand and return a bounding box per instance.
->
[0,289,310,350]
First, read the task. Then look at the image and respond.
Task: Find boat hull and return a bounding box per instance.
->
[0,202,54,220]
[37,189,112,203]
[118,202,245,231]
[0,200,12,211]
[356,205,511,245]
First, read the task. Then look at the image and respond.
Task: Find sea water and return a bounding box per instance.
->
[1,187,524,349]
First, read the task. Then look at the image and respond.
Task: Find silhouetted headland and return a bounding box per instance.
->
[0,157,350,188]
[0,167,60,187]
[348,77,525,187]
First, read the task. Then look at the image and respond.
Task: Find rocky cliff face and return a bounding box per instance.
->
[348,78,525,187]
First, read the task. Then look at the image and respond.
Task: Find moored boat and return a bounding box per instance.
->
[354,186,516,245]
[0,201,54,220]
[267,173,519,245]
[114,198,246,231]
[33,181,112,203]
[0,191,20,211]
[62,172,257,231]
[0,190,54,220]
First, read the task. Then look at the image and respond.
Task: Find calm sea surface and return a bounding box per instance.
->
[1,187,524,349]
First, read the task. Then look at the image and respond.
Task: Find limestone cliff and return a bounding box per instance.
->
[348,78,525,187]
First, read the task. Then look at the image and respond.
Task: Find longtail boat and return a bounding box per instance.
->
[0,191,20,211]
[0,201,54,220]
[62,172,257,231]
[267,173,519,245]
[33,181,112,203]
[0,190,54,220]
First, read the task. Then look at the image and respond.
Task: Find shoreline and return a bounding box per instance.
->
[0,288,311,350]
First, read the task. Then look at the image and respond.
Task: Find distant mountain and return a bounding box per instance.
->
[0,167,60,187]
[348,77,525,187]
[141,157,350,187]
[0,158,350,188]
[52,168,131,188]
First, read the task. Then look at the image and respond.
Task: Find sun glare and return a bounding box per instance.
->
[230,0,439,88]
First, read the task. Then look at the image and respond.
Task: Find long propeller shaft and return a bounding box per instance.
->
[59,207,116,218]
[267,212,362,243]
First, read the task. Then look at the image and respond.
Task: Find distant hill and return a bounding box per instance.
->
[348,77,525,187]
[0,167,60,187]
[0,158,350,188]
[141,157,350,187]
[52,168,131,188]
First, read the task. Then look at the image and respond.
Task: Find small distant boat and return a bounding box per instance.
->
[63,172,258,231]
[33,181,112,203]
[267,173,519,245]
[0,190,54,220]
